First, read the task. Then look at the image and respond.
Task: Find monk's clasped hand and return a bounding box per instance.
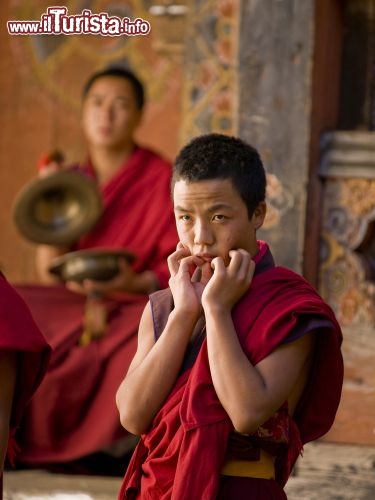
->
[168,243,211,319]
[202,248,255,312]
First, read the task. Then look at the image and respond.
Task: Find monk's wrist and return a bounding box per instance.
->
[203,301,232,319]
[169,308,200,328]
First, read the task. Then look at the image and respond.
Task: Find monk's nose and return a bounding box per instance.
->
[194,222,213,246]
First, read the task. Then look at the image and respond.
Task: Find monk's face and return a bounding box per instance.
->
[81,76,142,150]
[173,178,266,265]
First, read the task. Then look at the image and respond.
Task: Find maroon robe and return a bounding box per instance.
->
[14,146,178,465]
[0,273,50,498]
[119,243,343,499]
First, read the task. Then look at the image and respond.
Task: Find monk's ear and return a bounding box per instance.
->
[252,202,267,230]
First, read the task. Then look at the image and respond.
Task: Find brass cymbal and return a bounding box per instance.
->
[12,170,102,245]
[48,248,136,283]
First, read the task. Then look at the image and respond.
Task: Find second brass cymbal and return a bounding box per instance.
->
[48,248,136,283]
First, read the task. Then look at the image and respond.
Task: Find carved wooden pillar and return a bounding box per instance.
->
[237,0,314,272]
[316,2,375,445]
[319,131,375,444]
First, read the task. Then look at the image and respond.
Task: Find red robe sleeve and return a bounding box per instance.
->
[0,273,51,430]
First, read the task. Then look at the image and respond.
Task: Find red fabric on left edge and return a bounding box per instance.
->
[0,272,50,500]
[0,272,51,430]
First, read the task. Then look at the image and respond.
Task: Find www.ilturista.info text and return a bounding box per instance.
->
[7,7,151,36]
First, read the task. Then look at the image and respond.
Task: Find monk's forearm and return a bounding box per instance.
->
[205,307,273,433]
[116,310,195,435]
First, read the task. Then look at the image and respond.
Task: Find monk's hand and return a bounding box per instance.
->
[201,249,255,312]
[37,150,65,178]
[191,260,213,303]
[168,243,206,319]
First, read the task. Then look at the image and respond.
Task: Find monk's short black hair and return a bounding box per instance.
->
[173,133,266,218]
[82,66,145,110]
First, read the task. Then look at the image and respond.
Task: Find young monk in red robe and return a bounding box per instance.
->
[116,133,344,499]
[0,272,50,499]
[14,67,178,469]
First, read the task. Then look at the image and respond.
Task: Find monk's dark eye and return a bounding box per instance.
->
[115,99,131,110]
[180,215,191,222]
[89,97,103,107]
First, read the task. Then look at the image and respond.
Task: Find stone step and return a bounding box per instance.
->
[4,442,375,499]
[3,471,121,500]
[285,441,375,499]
